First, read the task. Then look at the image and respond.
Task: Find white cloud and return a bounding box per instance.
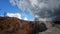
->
[10,0,16,6]
[7,13,22,19]
[30,0,38,7]
[7,13,28,20]
[24,17,28,20]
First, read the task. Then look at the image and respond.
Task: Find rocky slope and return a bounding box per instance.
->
[0,16,34,34]
[0,16,47,34]
[0,16,60,34]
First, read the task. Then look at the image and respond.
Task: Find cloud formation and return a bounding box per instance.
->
[7,13,28,20]
[10,0,60,21]
[10,0,16,6]
[7,13,22,19]
[24,17,28,20]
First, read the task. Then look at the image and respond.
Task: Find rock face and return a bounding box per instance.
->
[0,16,47,34]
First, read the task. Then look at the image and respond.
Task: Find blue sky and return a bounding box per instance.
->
[0,0,34,21]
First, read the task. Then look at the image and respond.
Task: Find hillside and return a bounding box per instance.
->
[0,16,47,34]
[0,16,34,34]
[0,16,60,34]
